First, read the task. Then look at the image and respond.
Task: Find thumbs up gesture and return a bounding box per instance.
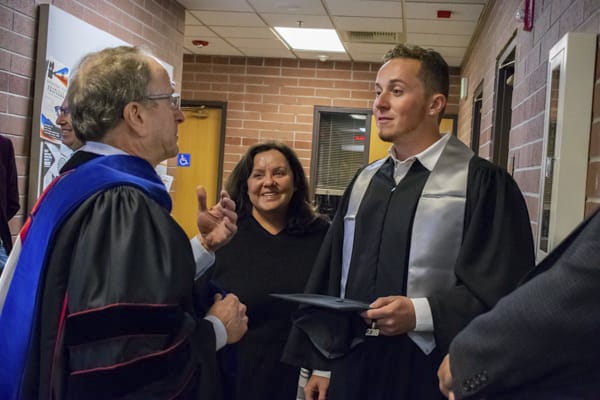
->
[196,186,238,252]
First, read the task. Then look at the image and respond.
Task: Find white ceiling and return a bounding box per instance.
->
[177,0,489,67]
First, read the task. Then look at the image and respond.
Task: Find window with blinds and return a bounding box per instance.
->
[310,106,372,217]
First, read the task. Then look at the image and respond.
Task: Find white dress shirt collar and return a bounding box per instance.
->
[387,133,451,184]
[79,141,129,156]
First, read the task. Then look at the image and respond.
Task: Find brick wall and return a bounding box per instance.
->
[181,55,460,182]
[0,0,185,237]
[460,0,600,235]
[182,56,379,181]
[589,50,600,215]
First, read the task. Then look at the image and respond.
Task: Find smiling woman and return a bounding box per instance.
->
[197,141,330,400]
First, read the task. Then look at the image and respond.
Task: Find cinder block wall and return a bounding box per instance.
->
[0,0,186,237]
[460,0,600,234]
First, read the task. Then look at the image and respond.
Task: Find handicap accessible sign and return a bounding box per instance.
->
[178,153,190,167]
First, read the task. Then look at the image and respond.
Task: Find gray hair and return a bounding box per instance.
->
[66,46,153,141]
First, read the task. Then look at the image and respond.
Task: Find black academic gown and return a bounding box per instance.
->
[202,214,329,400]
[21,152,219,400]
[282,156,535,400]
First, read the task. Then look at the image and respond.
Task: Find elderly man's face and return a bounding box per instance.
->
[142,59,185,164]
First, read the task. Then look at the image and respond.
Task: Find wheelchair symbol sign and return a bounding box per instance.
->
[177,153,191,167]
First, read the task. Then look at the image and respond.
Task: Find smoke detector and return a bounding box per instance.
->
[192,40,209,48]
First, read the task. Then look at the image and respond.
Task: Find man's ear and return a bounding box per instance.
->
[429,94,447,116]
[122,101,146,137]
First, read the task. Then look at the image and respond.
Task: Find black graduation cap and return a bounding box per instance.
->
[270,293,371,312]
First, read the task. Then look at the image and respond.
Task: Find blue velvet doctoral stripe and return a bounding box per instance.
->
[0,155,171,400]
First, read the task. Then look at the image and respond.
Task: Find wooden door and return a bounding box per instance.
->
[171,106,223,238]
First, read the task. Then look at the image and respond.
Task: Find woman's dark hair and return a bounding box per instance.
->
[226,141,325,233]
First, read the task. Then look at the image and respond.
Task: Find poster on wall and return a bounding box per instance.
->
[36,58,72,194]
[40,59,68,143]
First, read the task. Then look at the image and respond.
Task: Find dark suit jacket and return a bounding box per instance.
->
[449,208,600,399]
[0,135,19,253]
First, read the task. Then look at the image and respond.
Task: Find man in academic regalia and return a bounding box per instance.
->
[0,46,247,399]
[282,43,535,400]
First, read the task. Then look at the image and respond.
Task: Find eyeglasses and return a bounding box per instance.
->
[54,105,70,117]
[144,93,181,110]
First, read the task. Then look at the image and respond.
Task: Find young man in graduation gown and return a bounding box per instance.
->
[0,46,247,400]
[282,43,535,400]
[438,207,600,400]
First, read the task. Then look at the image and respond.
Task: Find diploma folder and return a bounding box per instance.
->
[270,293,370,312]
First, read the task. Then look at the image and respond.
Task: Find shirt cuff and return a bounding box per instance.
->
[204,315,227,350]
[312,370,331,379]
[190,236,215,279]
[411,297,434,332]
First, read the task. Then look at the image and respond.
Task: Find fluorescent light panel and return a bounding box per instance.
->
[274,27,345,52]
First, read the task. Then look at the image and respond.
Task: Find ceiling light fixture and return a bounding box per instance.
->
[274,27,345,52]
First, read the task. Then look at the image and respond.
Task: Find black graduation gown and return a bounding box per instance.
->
[21,152,219,399]
[203,215,329,400]
[282,156,535,400]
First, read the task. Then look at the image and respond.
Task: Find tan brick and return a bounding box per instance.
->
[282,59,299,68]
[281,86,315,96]
[353,71,377,81]
[298,78,335,88]
[282,68,316,78]
[228,110,260,120]
[331,99,370,108]
[585,202,600,219]
[590,121,600,158]
[296,96,331,106]
[278,104,314,115]
[265,59,281,67]
[316,88,351,98]
[350,90,374,100]
[217,65,246,74]
[242,137,259,146]
[316,69,351,80]
[261,112,295,123]
[246,84,280,94]
[586,161,600,198]
[295,132,314,142]
[512,168,540,194]
[294,140,312,149]
[247,66,281,76]
[295,115,314,124]
[245,103,276,113]
[228,93,262,103]
[226,119,243,128]
[260,131,294,142]
[225,137,242,146]
[262,94,300,105]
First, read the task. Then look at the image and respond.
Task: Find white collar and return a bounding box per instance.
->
[79,141,129,156]
[387,133,451,172]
